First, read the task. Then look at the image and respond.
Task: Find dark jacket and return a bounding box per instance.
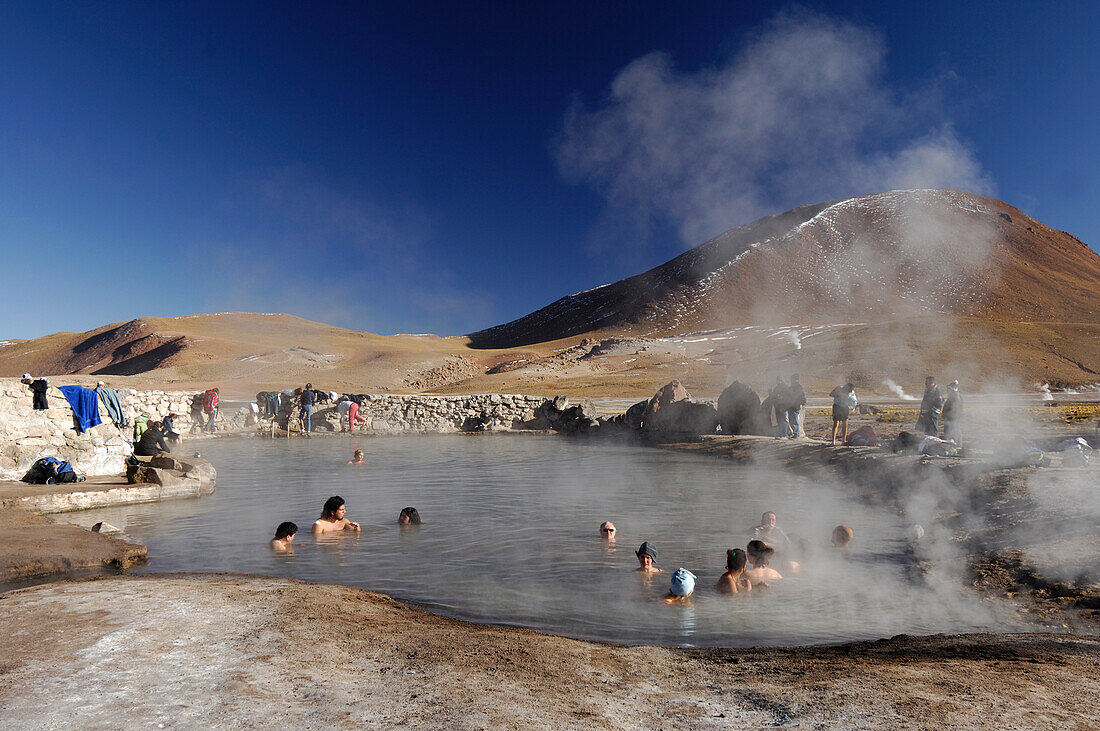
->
[788,383,806,408]
[134,427,171,456]
[942,393,962,422]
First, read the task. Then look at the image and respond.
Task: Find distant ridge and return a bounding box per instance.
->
[468,189,1100,348]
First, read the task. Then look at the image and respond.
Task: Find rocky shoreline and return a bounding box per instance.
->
[1,575,1097,728]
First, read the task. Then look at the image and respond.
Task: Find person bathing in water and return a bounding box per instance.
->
[716,548,752,594]
[312,496,361,534]
[636,541,661,573]
[599,521,616,542]
[271,521,297,552]
[663,568,696,604]
[745,540,783,586]
[750,511,792,553]
[347,449,365,465]
[831,525,854,548]
[398,507,421,525]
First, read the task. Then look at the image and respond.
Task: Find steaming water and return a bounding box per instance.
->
[72,435,1009,647]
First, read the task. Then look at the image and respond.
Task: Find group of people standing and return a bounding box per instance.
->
[916,376,963,443]
[766,374,808,438]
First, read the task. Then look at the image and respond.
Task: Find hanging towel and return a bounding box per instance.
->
[97,387,127,427]
[59,385,103,433]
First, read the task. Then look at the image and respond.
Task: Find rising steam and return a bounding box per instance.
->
[557,9,993,247]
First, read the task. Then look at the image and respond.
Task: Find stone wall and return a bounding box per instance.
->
[0,379,546,480]
[330,393,545,433]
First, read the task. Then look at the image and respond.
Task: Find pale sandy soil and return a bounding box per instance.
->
[1,574,1098,730]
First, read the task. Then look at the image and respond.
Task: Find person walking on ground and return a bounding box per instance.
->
[770,376,791,438]
[787,374,806,439]
[942,380,963,443]
[202,388,220,433]
[189,393,205,434]
[830,382,857,445]
[917,376,944,436]
[300,383,315,435]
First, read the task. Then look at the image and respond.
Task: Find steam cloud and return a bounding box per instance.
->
[557,10,993,246]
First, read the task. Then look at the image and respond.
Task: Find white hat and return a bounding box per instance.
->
[947,380,959,390]
[21,373,31,380]
[97,381,105,386]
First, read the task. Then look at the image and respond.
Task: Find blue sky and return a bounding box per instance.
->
[1,2,1096,340]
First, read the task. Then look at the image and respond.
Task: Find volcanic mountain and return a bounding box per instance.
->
[468,189,1100,347]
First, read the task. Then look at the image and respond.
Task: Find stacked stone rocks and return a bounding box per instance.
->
[317,394,545,432]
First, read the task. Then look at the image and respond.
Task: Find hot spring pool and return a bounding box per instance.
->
[72,434,1011,646]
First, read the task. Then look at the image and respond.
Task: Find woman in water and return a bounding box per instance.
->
[599,521,616,542]
[635,541,661,573]
[398,507,421,525]
[663,568,696,604]
[312,496,361,534]
[716,548,752,594]
[745,540,783,585]
[347,449,365,465]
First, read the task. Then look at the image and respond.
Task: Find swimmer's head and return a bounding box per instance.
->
[599,521,616,537]
[747,540,775,566]
[322,496,346,520]
[636,541,657,568]
[831,525,854,548]
[398,507,421,525]
[726,548,747,573]
[761,512,777,528]
[274,521,298,540]
[353,449,364,459]
[670,568,696,597]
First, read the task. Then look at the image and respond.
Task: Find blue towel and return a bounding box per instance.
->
[59,385,103,433]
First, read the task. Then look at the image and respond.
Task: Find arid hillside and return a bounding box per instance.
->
[2,190,1097,398]
[469,189,1100,348]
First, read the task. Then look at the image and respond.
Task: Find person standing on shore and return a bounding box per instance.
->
[203,388,220,433]
[300,383,315,434]
[830,383,857,445]
[942,380,963,443]
[917,377,944,436]
[770,376,791,438]
[786,374,806,439]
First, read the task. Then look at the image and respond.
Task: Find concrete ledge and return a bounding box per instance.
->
[1,477,215,514]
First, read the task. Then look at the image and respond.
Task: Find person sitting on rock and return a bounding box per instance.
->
[663,568,696,604]
[134,420,172,456]
[162,412,182,446]
[599,521,616,542]
[716,548,752,595]
[271,521,298,553]
[398,507,421,525]
[636,541,661,573]
[745,540,783,586]
[831,525,854,549]
[347,449,365,465]
[750,511,793,553]
[312,496,361,534]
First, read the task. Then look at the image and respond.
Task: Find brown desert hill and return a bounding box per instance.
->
[0,313,503,398]
[467,189,1100,348]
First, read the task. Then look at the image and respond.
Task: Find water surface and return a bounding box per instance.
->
[72,434,1010,646]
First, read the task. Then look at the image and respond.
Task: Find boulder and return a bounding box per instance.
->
[91,521,122,535]
[643,380,692,432]
[658,400,720,434]
[717,381,766,435]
